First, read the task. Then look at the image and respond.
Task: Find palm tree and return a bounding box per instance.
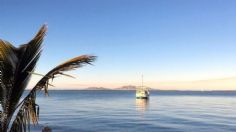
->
[0,25,96,132]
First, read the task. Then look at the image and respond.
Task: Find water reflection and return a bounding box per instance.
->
[136,99,149,113]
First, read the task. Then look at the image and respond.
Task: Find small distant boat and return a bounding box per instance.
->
[136,87,149,99]
[136,75,149,99]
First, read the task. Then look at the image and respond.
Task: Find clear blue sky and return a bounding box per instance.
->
[1,0,236,89]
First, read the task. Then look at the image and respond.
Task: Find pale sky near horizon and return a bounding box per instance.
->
[1,0,236,90]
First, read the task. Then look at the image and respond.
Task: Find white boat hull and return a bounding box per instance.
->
[136,89,149,99]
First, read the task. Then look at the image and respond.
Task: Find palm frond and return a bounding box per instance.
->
[11,55,96,131]
[0,40,20,131]
[0,24,47,132]
[10,90,38,132]
[7,24,46,118]
[35,55,96,95]
[0,40,18,110]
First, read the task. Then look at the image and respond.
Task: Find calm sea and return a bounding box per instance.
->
[30,90,236,132]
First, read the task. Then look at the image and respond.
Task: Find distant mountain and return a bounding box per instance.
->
[115,85,155,90]
[83,87,111,90]
[115,85,137,90]
[83,85,156,90]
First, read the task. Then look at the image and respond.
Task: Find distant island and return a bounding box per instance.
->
[115,85,139,90]
[84,87,111,90]
[83,85,155,90]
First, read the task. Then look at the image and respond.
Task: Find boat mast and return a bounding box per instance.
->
[142,74,143,88]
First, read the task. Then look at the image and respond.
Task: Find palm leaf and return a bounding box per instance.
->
[10,55,96,132]
[0,25,47,132]
[36,55,96,94]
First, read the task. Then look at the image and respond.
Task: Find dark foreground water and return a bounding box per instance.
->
[31,90,236,132]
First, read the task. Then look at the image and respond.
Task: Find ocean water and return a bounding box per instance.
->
[30,90,236,132]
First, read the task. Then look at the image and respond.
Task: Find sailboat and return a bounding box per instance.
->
[136,75,149,99]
